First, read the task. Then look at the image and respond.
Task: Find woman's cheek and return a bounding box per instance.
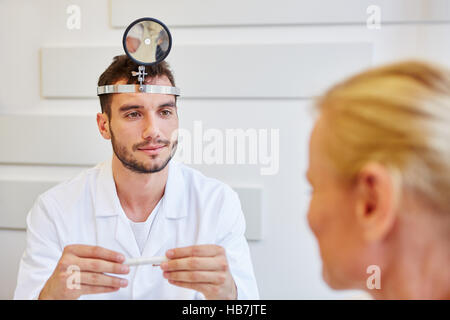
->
[307,196,325,237]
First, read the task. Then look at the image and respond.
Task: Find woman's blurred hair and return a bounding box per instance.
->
[316,60,450,214]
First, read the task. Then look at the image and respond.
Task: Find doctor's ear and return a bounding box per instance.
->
[96,112,111,140]
[354,162,398,243]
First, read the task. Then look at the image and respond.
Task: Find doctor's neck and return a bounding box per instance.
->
[111,155,167,221]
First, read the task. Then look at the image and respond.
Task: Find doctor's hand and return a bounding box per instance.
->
[161,245,237,300]
[38,245,130,300]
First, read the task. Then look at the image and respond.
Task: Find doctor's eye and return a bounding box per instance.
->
[160,109,172,117]
[126,111,142,119]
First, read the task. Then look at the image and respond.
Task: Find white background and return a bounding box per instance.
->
[0,0,449,299]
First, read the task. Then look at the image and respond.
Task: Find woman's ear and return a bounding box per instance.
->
[96,112,111,140]
[354,162,398,243]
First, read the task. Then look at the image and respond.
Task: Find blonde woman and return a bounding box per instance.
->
[306,61,450,299]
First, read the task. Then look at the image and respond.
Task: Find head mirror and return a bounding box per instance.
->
[123,17,172,66]
[97,17,180,96]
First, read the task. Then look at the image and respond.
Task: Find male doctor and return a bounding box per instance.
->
[14,55,259,300]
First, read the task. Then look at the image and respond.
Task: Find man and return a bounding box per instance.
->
[14,55,259,300]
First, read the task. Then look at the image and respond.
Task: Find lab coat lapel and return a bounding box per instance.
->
[94,159,140,259]
[140,212,175,258]
[141,160,188,258]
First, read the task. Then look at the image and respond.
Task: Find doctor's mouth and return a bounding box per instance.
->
[137,144,168,156]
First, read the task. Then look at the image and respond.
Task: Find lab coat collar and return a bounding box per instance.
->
[94,159,121,217]
[161,159,188,219]
[94,158,188,220]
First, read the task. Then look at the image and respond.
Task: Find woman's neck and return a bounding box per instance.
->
[368,211,450,299]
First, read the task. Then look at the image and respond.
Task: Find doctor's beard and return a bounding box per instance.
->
[110,128,178,174]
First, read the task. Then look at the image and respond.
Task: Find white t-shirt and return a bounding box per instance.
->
[128,199,162,254]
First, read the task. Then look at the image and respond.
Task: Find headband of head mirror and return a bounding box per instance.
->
[97,17,180,96]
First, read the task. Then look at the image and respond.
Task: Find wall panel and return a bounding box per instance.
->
[111,0,450,27]
[41,43,373,98]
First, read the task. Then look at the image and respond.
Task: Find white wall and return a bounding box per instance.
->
[0,0,449,299]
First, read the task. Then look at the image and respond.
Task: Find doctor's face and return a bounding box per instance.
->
[101,76,178,174]
[306,116,368,290]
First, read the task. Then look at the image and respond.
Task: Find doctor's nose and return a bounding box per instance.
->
[142,115,161,140]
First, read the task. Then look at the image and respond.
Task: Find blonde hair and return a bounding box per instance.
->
[316,60,450,212]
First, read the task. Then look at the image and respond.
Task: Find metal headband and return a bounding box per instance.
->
[97,84,180,96]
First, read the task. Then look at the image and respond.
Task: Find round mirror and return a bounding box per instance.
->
[122,17,172,66]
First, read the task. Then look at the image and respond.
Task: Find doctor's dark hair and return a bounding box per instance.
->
[97,54,176,118]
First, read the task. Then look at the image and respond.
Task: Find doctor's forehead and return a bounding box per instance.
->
[110,76,176,110]
[112,92,176,109]
[114,75,173,86]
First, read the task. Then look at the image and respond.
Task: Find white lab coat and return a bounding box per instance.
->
[14,159,259,300]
